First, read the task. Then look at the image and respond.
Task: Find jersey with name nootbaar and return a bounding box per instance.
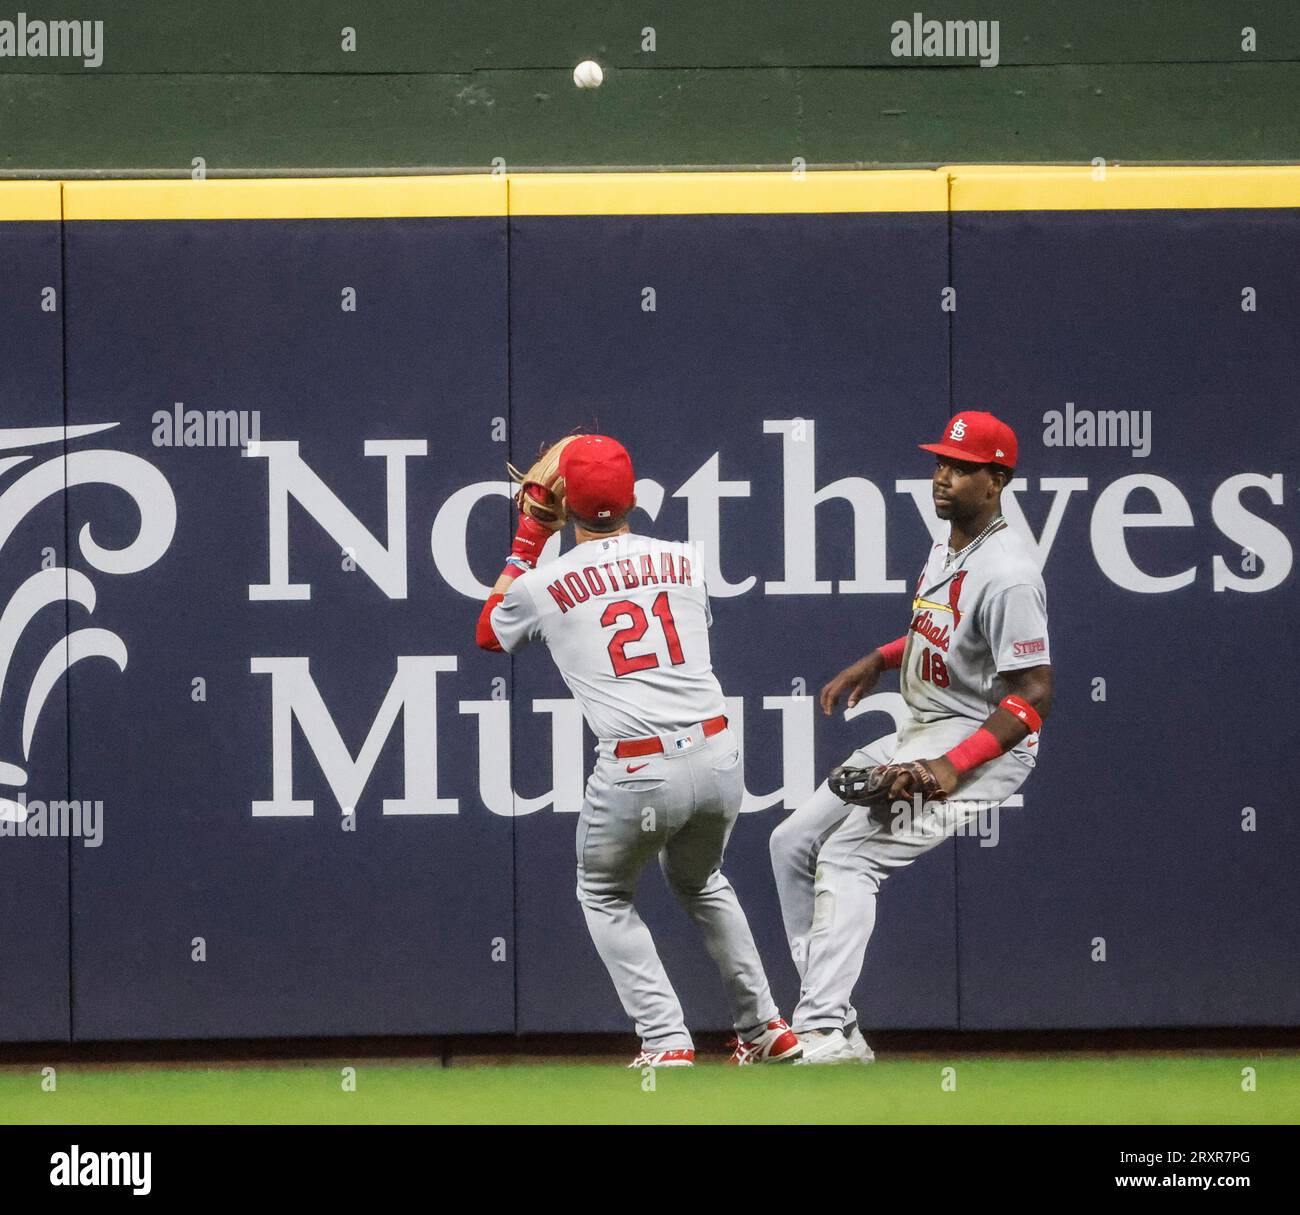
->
[490,533,726,740]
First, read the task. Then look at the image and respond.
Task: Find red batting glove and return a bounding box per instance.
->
[510,513,553,569]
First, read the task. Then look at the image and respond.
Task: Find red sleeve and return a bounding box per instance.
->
[476,592,505,652]
[878,634,909,669]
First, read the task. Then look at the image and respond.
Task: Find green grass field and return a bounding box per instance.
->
[3,1055,1297,1124]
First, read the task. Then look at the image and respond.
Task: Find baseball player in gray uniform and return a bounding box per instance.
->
[476,434,801,1068]
[770,411,1054,1064]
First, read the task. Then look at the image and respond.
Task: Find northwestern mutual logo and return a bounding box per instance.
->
[0,423,175,822]
[240,418,1290,822]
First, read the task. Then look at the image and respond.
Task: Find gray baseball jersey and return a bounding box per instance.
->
[899,519,1050,760]
[491,532,726,739]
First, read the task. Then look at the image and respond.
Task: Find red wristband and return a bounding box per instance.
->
[877,636,908,670]
[944,727,1004,776]
[999,694,1043,734]
[510,515,553,568]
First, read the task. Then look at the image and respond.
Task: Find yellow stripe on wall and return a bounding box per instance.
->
[508,170,949,215]
[0,181,62,221]
[949,165,1300,211]
[25,167,1300,221]
[63,175,507,220]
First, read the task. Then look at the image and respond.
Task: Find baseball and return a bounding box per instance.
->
[573,60,604,89]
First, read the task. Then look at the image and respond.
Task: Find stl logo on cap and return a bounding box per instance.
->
[919,410,1019,469]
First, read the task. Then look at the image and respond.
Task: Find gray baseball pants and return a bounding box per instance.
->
[770,726,1032,1032]
[577,725,779,1051]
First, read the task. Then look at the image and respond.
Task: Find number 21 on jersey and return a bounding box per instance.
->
[602,591,685,676]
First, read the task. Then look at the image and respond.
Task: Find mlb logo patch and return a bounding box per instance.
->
[675,735,694,750]
[1013,638,1046,657]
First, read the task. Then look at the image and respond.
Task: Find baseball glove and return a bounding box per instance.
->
[506,434,584,529]
[829,760,946,807]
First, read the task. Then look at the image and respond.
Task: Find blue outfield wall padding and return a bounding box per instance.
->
[62,216,515,1039]
[950,208,1300,1028]
[507,212,954,1032]
[5,175,1297,1045]
[0,216,72,1043]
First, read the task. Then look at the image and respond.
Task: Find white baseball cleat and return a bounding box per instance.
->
[727,1017,803,1065]
[844,1024,876,1064]
[628,1047,695,1069]
[793,1028,860,1065]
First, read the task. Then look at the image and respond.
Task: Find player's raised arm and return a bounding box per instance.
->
[473,512,552,651]
[474,442,570,651]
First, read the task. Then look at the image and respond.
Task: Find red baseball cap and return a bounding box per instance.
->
[920,411,1018,469]
[560,434,636,521]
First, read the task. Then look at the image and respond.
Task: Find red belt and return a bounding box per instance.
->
[614,715,729,759]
